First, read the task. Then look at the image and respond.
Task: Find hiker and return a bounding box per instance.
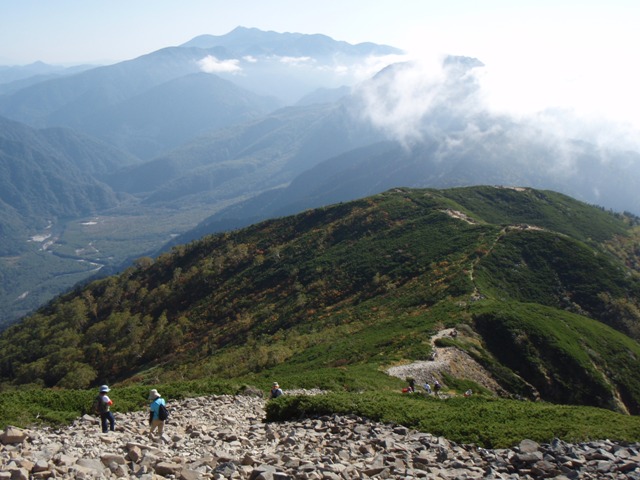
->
[148,389,167,437]
[464,389,473,397]
[429,351,437,361]
[270,382,283,399]
[94,385,115,433]
[407,378,416,392]
[434,380,442,396]
[423,383,432,395]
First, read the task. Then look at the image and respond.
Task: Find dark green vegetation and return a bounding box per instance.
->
[266,392,640,449]
[1,186,640,446]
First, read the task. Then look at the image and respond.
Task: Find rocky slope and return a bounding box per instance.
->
[386,328,508,397]
[1,391,639,479]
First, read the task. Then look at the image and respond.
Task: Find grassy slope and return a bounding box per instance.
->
[441,186,630,242]
[471,301,640,413]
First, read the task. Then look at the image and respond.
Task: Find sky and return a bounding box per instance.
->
[1,0,640,146]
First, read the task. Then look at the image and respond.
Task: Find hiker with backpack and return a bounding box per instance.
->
[270,382,283,399]
[434,380,442,396]
[148,389,168,438]
[94,385,115,433]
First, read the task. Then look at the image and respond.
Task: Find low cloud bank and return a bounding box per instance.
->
[354,53,640,158]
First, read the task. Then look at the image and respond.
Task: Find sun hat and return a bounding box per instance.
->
[148,389,161,400]
[272,382,279,387]
[99,385,110,392]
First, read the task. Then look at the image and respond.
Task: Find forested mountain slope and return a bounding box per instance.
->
[0,116,137,255]
[1,187,640,415]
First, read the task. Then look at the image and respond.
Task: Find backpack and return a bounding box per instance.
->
[92,395,108,415]
[158,402,169,421]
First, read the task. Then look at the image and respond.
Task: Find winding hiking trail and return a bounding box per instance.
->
[386,203,550,396]
[386,328,507,396]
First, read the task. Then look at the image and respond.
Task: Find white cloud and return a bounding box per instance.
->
[348,53,411,82]
[198,55,242,73]
[353,56,469,146]
[277,55,313,65]
[354,48,640,155]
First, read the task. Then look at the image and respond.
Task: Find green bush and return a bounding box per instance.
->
[0,379,239,430]
[266,391,640,448]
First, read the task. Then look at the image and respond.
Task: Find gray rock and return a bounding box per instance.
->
[518,439,540,453]
[249,464,277,480]
[76,457,105,472]
[155,461,183,476]
[179,469,203,480]
[100,453,126,466]
[31,459,49,472]
[513,451,543,464]
[7,467,29,480]
[0,427,27,445]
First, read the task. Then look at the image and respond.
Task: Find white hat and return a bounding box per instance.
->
[148,389,161,400]
[272,382,279,387]
[99,385,110,392]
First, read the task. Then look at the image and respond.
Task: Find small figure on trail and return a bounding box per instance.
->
[429,351,437,361]
[423,383,432,395]
[93,385,115,433]
[464,389,473,397]
[270,382,283,399]
[407,378,416,393]
[148,389,167,438]
[451,329,458,338]
[434,380,442,396]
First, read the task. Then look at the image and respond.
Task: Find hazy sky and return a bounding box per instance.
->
[2,0,640,141]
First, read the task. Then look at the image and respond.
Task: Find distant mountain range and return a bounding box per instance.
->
[181,26,401,57]
[1,26,640,329]
[0,62,95,95]
[0,26,401,159]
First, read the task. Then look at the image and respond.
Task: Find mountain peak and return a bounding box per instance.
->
[180,26,403,57]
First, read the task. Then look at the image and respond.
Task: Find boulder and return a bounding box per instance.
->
[155,461,183,476]
[0,426,27,444]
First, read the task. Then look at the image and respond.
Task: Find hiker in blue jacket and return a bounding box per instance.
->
[148,389,166,437]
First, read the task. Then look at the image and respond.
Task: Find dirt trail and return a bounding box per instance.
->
[386,328,507,396]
